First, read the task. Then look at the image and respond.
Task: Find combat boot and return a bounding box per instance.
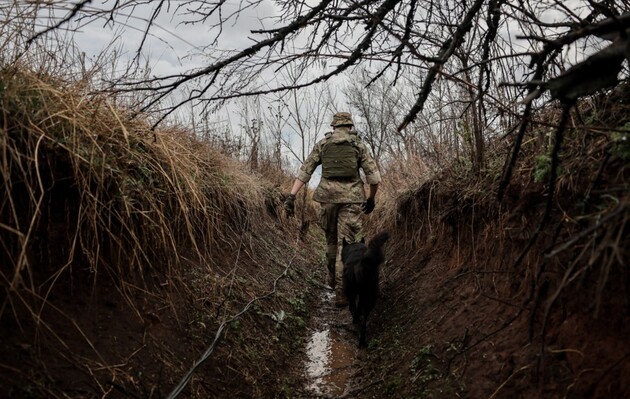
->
[335,286,348,307]
[327,259,336,290]
[335,294,348,307]
[332,256,348,307]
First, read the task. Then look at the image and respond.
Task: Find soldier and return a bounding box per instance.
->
[284,112,381,307]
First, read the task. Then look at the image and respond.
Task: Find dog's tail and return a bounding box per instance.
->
[364,231,390,267]
[368,231,390,251]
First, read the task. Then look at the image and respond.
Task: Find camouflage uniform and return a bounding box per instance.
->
[296,118,381,295]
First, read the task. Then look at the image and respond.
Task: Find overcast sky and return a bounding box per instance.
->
[15,0,610,177]
[53,1,333,179]
[70,1,281,77]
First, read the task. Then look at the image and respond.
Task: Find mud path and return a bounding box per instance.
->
[302,288,365,398]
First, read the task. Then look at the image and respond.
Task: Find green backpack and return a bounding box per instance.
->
[321,137,360,179]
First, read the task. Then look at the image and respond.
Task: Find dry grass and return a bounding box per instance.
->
[359,91,629,398]
[0,67,277,285]
[0,65,326,397]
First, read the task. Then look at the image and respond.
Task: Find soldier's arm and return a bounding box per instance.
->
[289,179,305,196]
[358,143,381,186]
[367,182,379,199]
[295,140,323,184]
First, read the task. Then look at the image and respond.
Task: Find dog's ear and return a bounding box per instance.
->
[342,237,348,247]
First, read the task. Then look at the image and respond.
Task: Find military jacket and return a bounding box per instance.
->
[297,126,381,204]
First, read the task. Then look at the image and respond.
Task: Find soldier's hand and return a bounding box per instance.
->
[284,194,296,217]
[362,197,375,214]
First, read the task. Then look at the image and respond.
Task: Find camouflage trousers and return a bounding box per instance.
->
[319,203,363,292]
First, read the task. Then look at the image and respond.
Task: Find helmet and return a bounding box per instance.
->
[330,112,354,127]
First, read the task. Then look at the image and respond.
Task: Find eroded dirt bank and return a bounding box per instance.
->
[0,69,327,398]
[349,107,629,398]
[1,69,628,399]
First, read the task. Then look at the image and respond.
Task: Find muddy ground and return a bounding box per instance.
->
[2,65,628,399]
[299,239,629,399]
[302,289,358,397]
[1,218,628,398]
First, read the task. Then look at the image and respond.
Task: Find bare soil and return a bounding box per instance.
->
[342,154,629,397]
[0,237,323,398]
[2,177,627,399]
[1,77,628,398]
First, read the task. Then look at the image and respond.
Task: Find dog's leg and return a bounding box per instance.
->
[358,312,368,347]
[348,294,358,324]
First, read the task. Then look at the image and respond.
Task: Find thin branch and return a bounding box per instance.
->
[397,0,486,131]
[26,0,93,47]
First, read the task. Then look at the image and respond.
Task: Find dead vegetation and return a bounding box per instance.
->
[1,64,627,399]
[362,88,629,398]
[0,67,321,398]
[1,3,629,397]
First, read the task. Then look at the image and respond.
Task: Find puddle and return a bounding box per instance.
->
[304,291,357,397]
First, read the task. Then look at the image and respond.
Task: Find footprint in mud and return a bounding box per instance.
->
[304,290,361,398]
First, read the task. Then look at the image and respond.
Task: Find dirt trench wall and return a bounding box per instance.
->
[361,127,629,398]
[0,70,321,398]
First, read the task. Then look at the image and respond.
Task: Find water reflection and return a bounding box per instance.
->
[304,292,356,397]
[305,329,332,394]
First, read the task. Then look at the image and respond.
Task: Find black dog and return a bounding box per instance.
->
[342,231,390,347]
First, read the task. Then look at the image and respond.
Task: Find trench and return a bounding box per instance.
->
[303,290,361,397]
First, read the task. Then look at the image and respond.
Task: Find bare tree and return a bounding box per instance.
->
[234,97,265,169]
[8,0,630,182]
[345,68,405,165]
[263,99,287,172]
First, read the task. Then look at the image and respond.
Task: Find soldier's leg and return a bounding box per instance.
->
[319,203,340,289]
[335,203,363,305]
